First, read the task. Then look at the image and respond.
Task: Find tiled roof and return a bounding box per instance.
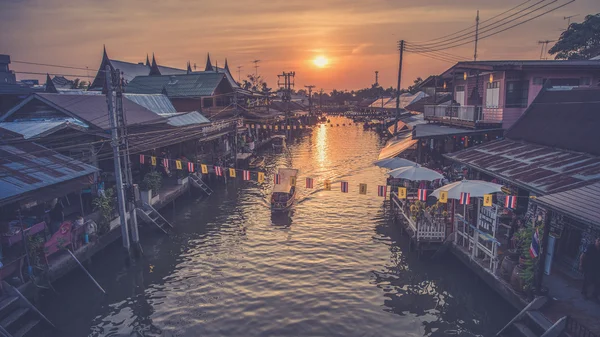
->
[445,139,600,195]
[124,93,177,114]
[126,73,227,97]
[0,142,99,206]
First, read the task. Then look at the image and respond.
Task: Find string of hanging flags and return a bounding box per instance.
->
[139,154,523,206]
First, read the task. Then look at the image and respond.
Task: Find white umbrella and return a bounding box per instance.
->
[373,157,416,169]
[431,180,503,199]
[388,164,444,181]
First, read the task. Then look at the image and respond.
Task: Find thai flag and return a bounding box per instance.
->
[274,174,281,184]
[505,195,517,209]
[214,166,223,176]
[139,154,145,164]
[418,189,427,201]
[460,192,470,205]
[341,181,349,193]
[187,162,195,172]
[530,228,540,258]
[162,158,169,168]
[243,170,251,181]
[378,185,386,197]
[306,177,313,188]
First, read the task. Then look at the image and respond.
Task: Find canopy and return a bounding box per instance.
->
[388,165,443,181]
[377,136,417,160]
[431,180,503,199]
[373,157,416,169]
[273,168,298,193]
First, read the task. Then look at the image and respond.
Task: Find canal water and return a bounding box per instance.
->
[39,117,515,337]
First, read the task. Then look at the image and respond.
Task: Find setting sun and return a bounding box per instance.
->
[313,56,328,68]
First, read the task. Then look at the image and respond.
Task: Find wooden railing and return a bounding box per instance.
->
[566,316,599,337]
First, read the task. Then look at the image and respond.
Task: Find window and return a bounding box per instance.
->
[485,82,500,108]
[505,80,529,108]
[455,85,465,106]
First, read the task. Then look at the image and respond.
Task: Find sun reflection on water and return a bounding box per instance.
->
[315,124,328,168]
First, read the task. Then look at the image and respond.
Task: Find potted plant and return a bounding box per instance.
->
[176,169,188,185]
[140,171,162,204]
[92,188,115,235]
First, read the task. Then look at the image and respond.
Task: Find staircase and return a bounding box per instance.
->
[189,174,213,196]
[0,282,54,337]
[136,203,174,234]
[497,297,567,337]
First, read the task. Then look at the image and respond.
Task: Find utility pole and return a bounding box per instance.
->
[394,40,404,135]
[237,66,243,82]
[115,69,142,257]
[319,89,324,110]
[474,10,480,61]
[278,72,295,134]
[105,65,130,258]
[304,85,315,118]
[252,60,261,77]
[537,40,555,60]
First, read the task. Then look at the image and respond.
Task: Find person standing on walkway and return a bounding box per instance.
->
[580,237,600,300]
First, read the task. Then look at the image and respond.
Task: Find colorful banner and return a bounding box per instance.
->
[274,174,281,184]
[483,194,493,207]
[187,162,194,172]
[378,185,386,198]
[215,166,223,176]
[418,189,427,201]
[151,156,156,166]
[505,195,517,209]
[139,154,145,164]
[341,181,349,193]
[176,160,182,170]
[530,228,540,258]
[439,191,448,203]
[229,168,236,178]
[397,187,407,199]
[460,192,470,205]
[359,183,367,195]
[243,170,251,181]
[201,164,208,174]
[306,177,314,188]
[290,176,296,187]
[162,158,169,168]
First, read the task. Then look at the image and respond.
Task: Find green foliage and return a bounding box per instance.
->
[549,13,600,60]
[407,77,424,94]
[141,171,162,194]
[514,219,545,292]
[27,234,46,269]
[92,188,115,235]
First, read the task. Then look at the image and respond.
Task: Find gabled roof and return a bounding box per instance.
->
[126,73,230,97]
[0,142,99,206]
[0,119,87,139]
[505,87,600,156]
[123,93,177,114]
[1,93,165,130]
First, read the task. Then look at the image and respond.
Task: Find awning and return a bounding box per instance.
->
[413,124,502,139]
[534,182,600,229]
[378,135,418,160]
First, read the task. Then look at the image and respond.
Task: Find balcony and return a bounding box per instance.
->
[424,105,503,128]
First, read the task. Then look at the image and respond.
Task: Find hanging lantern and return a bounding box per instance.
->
[463,72,467,80]
[489,73,494,83]
[443,81,447,90]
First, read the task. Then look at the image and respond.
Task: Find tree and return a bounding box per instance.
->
[71,78,88,89]
[549,13,600,60]
[407,77,424,94]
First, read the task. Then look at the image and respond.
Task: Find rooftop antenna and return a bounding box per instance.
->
[375,71,379,86]
[237,66,243,82]
[537,40,555,60]
[563,14,579,29]
[193,63,197,71]
[252,60,261,76]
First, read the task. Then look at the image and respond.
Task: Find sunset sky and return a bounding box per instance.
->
[1,0,598,91]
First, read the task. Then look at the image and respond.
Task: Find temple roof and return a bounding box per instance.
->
[126,73,231,98]
[149,54,162,76]
[205,53,214,71]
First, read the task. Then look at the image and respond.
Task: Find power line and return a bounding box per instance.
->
[12,60,90,71]
[405,0,573,53]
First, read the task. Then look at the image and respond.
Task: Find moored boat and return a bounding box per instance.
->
[272,135,286,151]
[271,168,298,212]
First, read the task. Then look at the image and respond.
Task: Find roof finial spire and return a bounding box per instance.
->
[224,58,229,71]
[45,74,58,93]
[187,61,192,74]
[149,53,162,76]
[205,53,214,71]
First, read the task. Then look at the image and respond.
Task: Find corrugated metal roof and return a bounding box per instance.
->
[413,124,502,139]
[440,59,600,77]
[0,142,99,206]
[535,182,600,229]
[126,73,227,97]
[0,119,87,139]
[445,139,600,195]
[166,111,210,126]
[378,132,418,160]
[124,94,177,114]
